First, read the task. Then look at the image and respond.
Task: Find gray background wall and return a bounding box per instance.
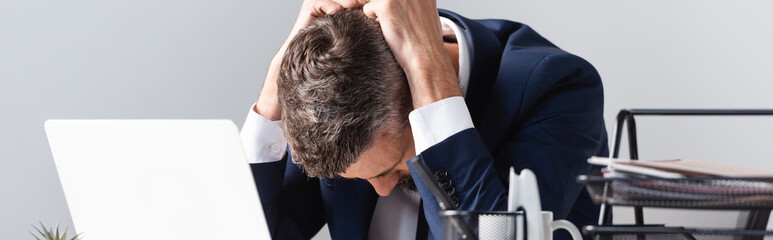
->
[2,0,773,239]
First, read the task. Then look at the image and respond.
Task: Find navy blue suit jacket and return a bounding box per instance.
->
[250,9,608,240]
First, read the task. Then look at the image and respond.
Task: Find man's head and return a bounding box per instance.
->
[277,10,415,196]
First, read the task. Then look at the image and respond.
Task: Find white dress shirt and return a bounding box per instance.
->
[239,17,474,240]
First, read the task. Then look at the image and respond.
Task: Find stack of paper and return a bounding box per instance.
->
[589,157,773,179]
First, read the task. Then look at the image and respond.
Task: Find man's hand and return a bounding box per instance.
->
[363,0,461,109]
[255,0,366,121]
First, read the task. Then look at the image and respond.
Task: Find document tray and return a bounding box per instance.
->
[584,225,773,240]
[578,175,773,209]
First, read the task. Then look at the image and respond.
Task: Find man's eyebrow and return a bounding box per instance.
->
[367,160,401,180]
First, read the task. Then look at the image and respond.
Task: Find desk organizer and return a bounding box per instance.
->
[584,225,773,240]
[578,174,773,240]
[579,109,773,240]
[578,175,773,209]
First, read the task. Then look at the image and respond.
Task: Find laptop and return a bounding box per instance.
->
[45,120,271,239]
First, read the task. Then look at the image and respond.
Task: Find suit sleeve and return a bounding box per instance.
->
[408,53,606,240]
[241,111,327,239]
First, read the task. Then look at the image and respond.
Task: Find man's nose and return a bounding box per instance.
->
[367,177,397,197]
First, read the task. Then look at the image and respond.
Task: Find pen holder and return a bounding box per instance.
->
[440,210,582,240]
[440,210,523,240]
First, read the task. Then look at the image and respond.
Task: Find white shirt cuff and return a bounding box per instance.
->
[240,104,288,164]
[408,96,474,154]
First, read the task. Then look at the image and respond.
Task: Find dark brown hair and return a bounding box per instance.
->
[277,10,411,178]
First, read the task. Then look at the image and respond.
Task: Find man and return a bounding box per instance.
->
[241,0,608,239]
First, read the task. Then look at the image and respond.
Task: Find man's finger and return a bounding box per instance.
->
[362,1,379,18]
[314,0,345,16]
[332,0,362,9]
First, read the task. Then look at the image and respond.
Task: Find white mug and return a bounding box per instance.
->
[540,211,582,240]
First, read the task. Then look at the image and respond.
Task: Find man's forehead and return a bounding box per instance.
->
[339,126,410,179]
[339,155,380,179]
[340,145,398,179]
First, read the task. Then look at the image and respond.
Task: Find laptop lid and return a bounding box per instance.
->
[45,120,270,239]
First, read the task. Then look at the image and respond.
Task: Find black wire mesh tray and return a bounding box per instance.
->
[578,175,773,209]
[584,225,773,240]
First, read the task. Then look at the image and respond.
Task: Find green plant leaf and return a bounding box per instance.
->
[69,232,82,240]
[31,225,41,234]
[41,222,53,240]
[30,231,42,240]
[31,222,81,240]
[32,224,46,238]
[62,227,72,240]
